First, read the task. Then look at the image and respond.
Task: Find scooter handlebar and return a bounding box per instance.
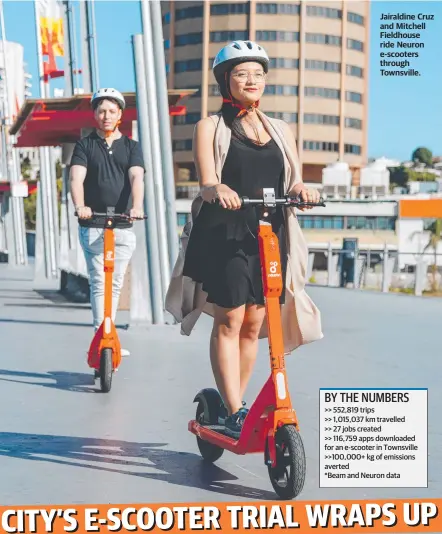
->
[214,195,326,208]
[74,211,148,220]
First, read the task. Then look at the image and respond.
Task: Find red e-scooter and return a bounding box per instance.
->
[188,188,325,499]
[78,207,147,393]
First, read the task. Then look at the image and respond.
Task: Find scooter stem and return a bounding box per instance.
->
[257,217,292,413]
[103,225,115,337]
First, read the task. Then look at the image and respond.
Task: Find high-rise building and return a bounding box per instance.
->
[162,1,369,186]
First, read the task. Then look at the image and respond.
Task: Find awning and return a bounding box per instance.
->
[9,89,198,148]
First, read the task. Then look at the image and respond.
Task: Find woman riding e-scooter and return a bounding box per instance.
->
[166,41,323,439]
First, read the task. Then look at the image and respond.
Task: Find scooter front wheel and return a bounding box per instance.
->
[196,400,224,463]
[268,424,306,500]
[100,348,113,393]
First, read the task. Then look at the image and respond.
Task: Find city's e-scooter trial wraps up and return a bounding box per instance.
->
[77,207,147,393]
[188,188,325,500]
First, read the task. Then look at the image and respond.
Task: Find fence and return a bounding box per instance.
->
[306,244,442,296]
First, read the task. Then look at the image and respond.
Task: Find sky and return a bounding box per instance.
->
[2,0,442,162]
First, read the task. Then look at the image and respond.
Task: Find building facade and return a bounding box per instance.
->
[162,0,369,186]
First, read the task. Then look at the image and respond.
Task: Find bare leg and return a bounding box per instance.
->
[239,304,266,401]
[210,304,245,416]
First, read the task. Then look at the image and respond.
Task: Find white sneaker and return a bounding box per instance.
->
[121,348,130,357]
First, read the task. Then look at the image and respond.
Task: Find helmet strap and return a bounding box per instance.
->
[98,117,122,139]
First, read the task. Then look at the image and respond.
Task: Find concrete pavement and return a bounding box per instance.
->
[0,263,440,505]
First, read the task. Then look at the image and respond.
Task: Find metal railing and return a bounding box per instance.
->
[306,245,442,296]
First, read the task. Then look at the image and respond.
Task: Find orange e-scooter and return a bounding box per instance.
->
[188,188,325,499]
[78,207,147,393]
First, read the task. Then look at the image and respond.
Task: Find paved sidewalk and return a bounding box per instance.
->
[0,264,440,504]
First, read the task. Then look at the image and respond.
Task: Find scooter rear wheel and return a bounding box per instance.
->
[196,400,224,463]
[100,348,113,393]
[268,424,306,500]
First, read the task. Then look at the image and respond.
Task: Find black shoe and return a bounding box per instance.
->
[224,407,248,439]
[218,400,247,425]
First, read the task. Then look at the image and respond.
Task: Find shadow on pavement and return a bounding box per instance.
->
[3,303,91,310]
[0,369,98,393]
[0,432,276,500]
[0,318,128,329]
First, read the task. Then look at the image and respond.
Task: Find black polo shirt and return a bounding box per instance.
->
[70,131,145,228]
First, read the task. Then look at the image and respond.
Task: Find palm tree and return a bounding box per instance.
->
[423,219,442,292]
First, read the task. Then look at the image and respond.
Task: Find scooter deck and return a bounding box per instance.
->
[200,422,232,437]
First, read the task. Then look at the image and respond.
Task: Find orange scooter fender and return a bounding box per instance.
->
[87,322,122,370]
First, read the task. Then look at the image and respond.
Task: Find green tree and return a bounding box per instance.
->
[22,159,63,231]
[389,165,436,189]
[412,147,433,167]
[21,157,32,179]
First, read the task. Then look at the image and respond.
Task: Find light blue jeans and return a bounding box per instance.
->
[79,226,136,330]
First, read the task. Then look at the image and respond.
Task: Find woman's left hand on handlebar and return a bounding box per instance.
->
[129,207,144,219]
[298,188,320,210]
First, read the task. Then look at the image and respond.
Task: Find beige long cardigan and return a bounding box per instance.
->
[165,111,323,354]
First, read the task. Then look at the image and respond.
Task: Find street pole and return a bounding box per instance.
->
[62,0,74,96]
[149,0,178,269]
[33,0,58,280]
[132,34,164,324]
[0,0,27,267]
[139,0,170,301]
[89,0,99,91]
[80,0,93,93]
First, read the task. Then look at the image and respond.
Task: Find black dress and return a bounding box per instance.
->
[183,134,287,309]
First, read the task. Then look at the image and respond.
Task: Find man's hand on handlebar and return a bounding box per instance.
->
[297,188,321,211]
[76,206,92,219]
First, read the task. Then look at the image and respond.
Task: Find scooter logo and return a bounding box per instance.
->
[268,260,280,278]
[106,251,114,261]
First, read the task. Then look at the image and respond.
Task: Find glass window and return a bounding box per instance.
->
[304,114,339,125]
[333,217,344,229]
[344,144,362,155]
[347,38,364,52]
[306,33,341,46]
[174,59,202,73]
[162,12,171,24]
[264,85,298,95]
[306,5,342,19]
[269,57,299,69]
[175,6,203,20]
[257,3,300,14]
[346,64,363,77]
[305,59,340,72]
[210,30,248,42]
[173,112,201,125]
[345,117,362,129]
[346,91,362,104]
[175,33,203,46]
[173,140,193,151]
[303,141,338,152]
[305,86,340,99]
[211,3,249,15]
[348,12,364,25]
[265,112,298,122]
[256,30,299,42]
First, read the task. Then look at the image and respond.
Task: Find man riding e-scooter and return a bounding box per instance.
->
[69,88,145,356]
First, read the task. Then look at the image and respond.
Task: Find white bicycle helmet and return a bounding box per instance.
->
[90,88,126,110]
[213,40,269,83]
